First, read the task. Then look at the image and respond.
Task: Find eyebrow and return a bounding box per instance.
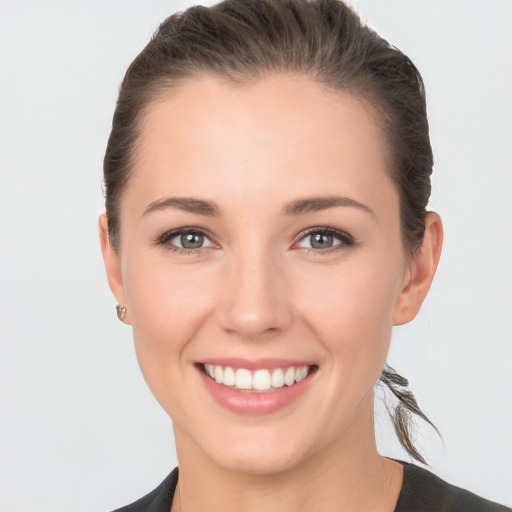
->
[143,195,374,217]
[144,197,222,216]
[282,195,374,216]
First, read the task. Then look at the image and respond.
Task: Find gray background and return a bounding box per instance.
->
[0,1,511,510]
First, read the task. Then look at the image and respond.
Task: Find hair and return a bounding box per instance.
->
[103,0,437,463]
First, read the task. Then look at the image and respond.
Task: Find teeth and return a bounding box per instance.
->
[271,368,285,388]
[296,366,309,382]
[223,366,235,386]
[284,367,295,386]
[235,369,252,390]
[253,370,271,390]
[203,364,311,392]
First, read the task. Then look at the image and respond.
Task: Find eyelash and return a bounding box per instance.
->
[298,226,355,255]
[155,226,355,256]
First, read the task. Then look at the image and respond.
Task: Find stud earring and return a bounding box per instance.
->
[115,304,127,322]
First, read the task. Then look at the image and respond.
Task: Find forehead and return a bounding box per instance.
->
[128,74,396,216]
[139,74,385,157]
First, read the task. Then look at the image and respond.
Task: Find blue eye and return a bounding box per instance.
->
[156,226,354,255]
[157,228,214,253]
[296,227,354,253]
[171,231,211,249]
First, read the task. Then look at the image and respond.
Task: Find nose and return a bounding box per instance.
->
[216,248,293,341]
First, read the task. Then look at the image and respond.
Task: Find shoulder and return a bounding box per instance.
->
[395,462,511,512]
[111,468,178,512]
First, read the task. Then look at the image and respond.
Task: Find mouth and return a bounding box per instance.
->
[201,363,318,393]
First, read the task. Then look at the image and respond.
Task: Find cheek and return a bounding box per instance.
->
[301,257,402,370]
[121,255,215,394]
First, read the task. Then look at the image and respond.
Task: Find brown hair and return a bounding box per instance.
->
[104,0,437,463]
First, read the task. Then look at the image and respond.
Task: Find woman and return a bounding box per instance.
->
[99,0,510,510]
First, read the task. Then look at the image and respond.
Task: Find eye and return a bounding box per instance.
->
[155,226,354,255]
[296,227,354,253]
[156,228,215,253]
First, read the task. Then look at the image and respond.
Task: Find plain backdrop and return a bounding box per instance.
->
[0,1,511,510]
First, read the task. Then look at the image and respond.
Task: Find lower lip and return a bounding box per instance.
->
[198,367,314,415]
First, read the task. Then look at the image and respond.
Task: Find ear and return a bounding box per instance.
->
[99,214,131,324]
[393,212,443,326]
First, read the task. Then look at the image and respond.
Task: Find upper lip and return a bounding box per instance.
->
[198,358,316,370]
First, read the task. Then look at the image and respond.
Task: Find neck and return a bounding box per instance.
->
[172,398,403,512]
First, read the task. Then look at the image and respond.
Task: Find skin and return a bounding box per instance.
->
[100,75,443,512]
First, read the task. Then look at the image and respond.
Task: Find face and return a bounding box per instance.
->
[102,75,424,475]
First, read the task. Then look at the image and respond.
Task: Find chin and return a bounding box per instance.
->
[210,442,307,476]
[178,420,313,476]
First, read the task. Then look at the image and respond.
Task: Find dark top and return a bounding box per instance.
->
[112,462,511,512]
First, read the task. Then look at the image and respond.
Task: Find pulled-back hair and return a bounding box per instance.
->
[104,0,437,463]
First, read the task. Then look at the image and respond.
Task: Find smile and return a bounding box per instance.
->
[203,364,312,393]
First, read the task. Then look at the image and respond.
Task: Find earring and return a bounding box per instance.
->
[115,304,127,322]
